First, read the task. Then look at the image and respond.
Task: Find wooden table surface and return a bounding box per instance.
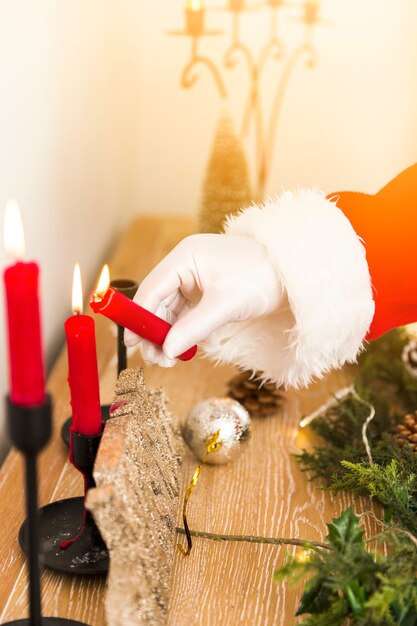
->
[0,216,380,626]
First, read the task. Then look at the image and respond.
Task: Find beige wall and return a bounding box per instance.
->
[133,0,417,210]
[0,2,141,456]
[0,1,416,457]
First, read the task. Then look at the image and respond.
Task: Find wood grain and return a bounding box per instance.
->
[0,216,381,626]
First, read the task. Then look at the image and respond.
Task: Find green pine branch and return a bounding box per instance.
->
[275,509,417,625]
[297,330,417,532]
[276,330,417,624]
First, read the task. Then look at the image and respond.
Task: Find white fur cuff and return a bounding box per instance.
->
[202,190,375,388]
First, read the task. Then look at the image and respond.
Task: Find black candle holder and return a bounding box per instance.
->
[61,277,138,447]
[19,428,109,576]
[61,404,110,450]
[110,278,139,375]
[4,395,88,626]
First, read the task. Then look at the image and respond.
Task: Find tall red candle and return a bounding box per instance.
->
[65,264,102,436]
[3,200,45,406]
[89,265,197,362]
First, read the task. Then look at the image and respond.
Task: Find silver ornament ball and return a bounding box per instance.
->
[182,397,251,465]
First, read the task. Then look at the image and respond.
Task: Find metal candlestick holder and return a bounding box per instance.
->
[4,395,87,626]
[169,0,324,201]
[110,278,139,375]
[61,277,138,447]
[19,426,109,576]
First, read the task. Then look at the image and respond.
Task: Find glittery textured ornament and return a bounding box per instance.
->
[182,397,251,465]
[198,113,252,234]
[178,397,251,556]
[86,369,183,626]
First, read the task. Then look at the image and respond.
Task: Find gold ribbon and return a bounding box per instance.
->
[178,430,222,556]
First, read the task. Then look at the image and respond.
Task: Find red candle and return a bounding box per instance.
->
[3,200,45,406]
[89,265,197,361]
[65,264,102,436]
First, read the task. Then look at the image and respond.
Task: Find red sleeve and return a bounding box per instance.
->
[328,163,417,340]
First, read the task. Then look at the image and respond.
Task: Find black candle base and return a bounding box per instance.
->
[19,497,109,576]
[7,397,94,623]
[60,405,110,448]
[20,429,108,576]
[3,618,88,625]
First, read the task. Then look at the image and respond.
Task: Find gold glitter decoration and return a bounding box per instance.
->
[178,430,221,556]
[86,368,183,626]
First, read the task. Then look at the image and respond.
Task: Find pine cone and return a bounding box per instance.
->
[227,370,285,418]
[396,410,417,451]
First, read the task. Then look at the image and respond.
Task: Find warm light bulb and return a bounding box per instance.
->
[295,549,313,563]
[187,0,203,10]
[4,199,26,261]
[72,263,83,315]
[95,264,110,299]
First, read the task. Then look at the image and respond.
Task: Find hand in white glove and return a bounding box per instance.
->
[124,233,283,366]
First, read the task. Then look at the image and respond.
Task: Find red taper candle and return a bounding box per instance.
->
[65,264,102,436]
[3,200,45,406]
[89,265,197,361]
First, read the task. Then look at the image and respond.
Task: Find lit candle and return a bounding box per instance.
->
[185,0,205,36]
[187,0,204,10]
[89,265,197,362]
[65,264,102,436]
[3,200,45,406]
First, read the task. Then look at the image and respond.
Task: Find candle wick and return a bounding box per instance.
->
[91,291,104,304]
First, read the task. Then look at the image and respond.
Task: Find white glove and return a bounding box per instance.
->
[124,233,283,366]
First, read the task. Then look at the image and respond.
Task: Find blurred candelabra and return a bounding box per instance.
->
[169,0,324,200]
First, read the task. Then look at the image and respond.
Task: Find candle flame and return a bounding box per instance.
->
[186,0,203,10]
[72,263,83,315]
[95,264,110,299]
[4,199,26,260]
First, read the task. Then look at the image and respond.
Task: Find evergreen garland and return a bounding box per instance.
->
[275,329,417,624]
[297,330,417,490]
[275,509,417,625]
